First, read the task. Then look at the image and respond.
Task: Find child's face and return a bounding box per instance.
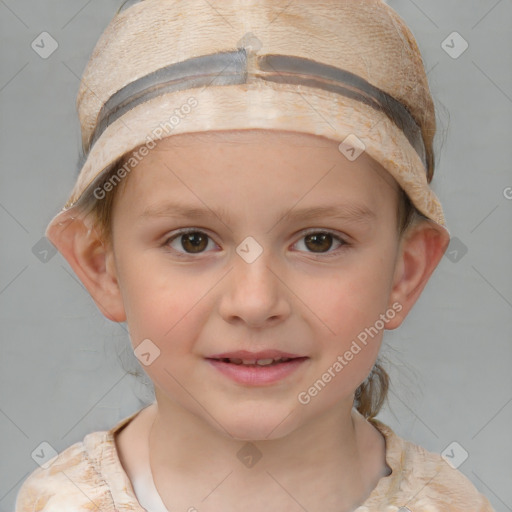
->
[107,129,405,439]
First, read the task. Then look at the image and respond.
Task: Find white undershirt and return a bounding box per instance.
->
[131,466,170,512]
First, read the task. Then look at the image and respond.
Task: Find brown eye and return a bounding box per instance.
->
[294,230,347,256]
[165,230,214,255]
[304,232,334,253]
[181,232,209,253]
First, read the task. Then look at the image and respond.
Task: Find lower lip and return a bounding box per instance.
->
[206,358,308,385]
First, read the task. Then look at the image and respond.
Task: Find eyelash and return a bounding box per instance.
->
[161,228,351,259]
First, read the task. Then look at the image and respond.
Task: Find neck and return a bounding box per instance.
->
[146,389,389,511]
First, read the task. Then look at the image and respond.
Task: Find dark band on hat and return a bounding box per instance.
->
[89,48,427,170]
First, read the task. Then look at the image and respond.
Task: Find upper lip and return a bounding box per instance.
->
[207,350,305,360]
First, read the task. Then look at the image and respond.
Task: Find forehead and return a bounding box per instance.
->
[116,129,400,211]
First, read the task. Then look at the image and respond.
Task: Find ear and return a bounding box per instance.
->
[45,210,126,323]
[385,220,450,329]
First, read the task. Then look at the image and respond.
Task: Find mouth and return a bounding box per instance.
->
[206,349,307,366]
[209,356,307,366]
[205,351,309,385]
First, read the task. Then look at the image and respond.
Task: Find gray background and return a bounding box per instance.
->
[1,0,511,510]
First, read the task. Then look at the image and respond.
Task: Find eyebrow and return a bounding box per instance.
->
[139,200,376,227]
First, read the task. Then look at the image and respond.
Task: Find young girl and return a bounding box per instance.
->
[15,0,495,511]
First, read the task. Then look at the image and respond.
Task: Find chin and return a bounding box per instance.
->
[213,404,302,442]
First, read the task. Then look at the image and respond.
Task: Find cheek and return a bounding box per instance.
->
[294,249,396,392]
[303,254,395,338]
[116,252,211,348]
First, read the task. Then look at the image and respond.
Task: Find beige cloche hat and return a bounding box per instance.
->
[46,0,448,239]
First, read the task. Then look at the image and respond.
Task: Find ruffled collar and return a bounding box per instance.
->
[87,407,406,511]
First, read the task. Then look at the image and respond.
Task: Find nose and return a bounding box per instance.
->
[217,250,291,328]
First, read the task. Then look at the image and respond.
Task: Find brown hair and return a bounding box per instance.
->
[77,150,425,419]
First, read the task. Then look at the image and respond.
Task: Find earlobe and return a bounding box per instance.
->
[45,210,127,323]
[386,221,450,330]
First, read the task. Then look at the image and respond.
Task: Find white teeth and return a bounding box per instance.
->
[255,358,274,366]
[222,357,296,366]
[224,357,293,365]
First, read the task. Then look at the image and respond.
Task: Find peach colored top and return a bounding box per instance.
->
[15,408,495,512]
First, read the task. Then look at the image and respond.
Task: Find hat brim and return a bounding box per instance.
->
[46,81,448,239]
